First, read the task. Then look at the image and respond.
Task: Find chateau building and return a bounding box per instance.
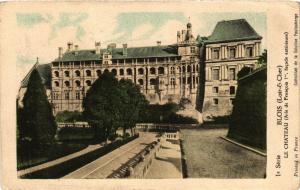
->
[19,19,263,119]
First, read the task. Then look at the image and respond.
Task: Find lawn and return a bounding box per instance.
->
[180,128,266,178]
[17,142,88,170]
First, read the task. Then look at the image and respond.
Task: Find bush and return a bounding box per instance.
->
[55,111,85,122]
[56,127,94,141]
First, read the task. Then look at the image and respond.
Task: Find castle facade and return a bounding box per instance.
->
[21,19,262,120]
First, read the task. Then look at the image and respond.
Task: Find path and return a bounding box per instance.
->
[63,132,157,179]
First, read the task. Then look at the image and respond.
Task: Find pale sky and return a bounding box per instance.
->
[16,11,266,84]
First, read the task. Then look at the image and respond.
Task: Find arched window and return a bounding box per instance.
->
[126,68,132,75]
[138,68,144,75]
[54,81,59,87]
[178,67,181,72]
[104,69,109,73]
[86,80,92,86]
[138,79,144,86]
[119,69,124,76]
[111,69,117,75]
[158,67,164,75]
[75,80,80,87]
[54,71,59,77]
[64,71,70,77]
[150,78,157,85]
[96,70,101,77]
[150,67,156,75]
[64,81,70,87]
[75,70,80,77]
[187,65,191,72]
[182,66,186,73]
[86,70,91,77]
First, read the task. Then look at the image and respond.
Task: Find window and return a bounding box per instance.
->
[150,78,157,85]
[86,70,91,77]
[190,47,196,53]
[196,65,199,72]
[54,71,59,77]
[65,92,70,100]
[170,78,175,86]
[75,80,80,87]
[119,69,124,76]
[212,49,220,59]
[246,47,253,57]
[86,80,92,86]
[138,79,144,86]
[126,68,132,75]
[96,70,101,77]
[64,81,70,87]
[104,61,108,64]
[158,67,164,75]
[212,69,220,80]
[182,66,186,73]
[213,98,219,105]
[170,67,175,74]
[213,87,219,93]
[230,86,235,95]
[104,54,108,59]
[52,92,59,100]
[187,65,191,72]
[187,77,191,84]
[111,69,117,75]
[64,71,70,77]
[150,67,156,75]
[229,48,236,58]
[75,91,80,100]
[75,70,80,77]
[54,81,59,87]
[229,68,236,80]
[138,68,144,75]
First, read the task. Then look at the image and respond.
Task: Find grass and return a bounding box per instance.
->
[180,128,266,178]
[17,142,88,170]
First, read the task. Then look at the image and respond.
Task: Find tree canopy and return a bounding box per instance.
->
[82,70,148,142]
[258,49,267,65]
[19,69,57,145]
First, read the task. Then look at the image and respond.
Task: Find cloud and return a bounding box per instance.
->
[16,13,51,27]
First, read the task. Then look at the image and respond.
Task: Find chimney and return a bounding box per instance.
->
[177,31,181,43]
[67,42,73,52]
[74,45,79,55]
[157,41,161,46]
[95,41,101,54]
[58,47,63,58]
[123,43,127,56]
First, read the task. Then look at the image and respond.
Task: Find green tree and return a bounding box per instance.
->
[118,79,148,136]
[82,71,122,143]
[20,69,57,146]
[258,49,267,65]
[237,66,253,79]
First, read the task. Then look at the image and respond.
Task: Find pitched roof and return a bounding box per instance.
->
[205,19,262,43]
[53,45,179,62]
[21,63,51,88]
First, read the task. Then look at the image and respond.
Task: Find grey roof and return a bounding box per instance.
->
[53,45,179,62]
[21,63,51,88]
[205,19,262,43]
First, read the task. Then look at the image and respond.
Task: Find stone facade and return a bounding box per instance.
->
[20,19,263,120]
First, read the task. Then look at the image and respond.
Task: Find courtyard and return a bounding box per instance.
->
[180,128,266,178]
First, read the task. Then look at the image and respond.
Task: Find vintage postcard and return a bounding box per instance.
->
[0,1,299,190]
